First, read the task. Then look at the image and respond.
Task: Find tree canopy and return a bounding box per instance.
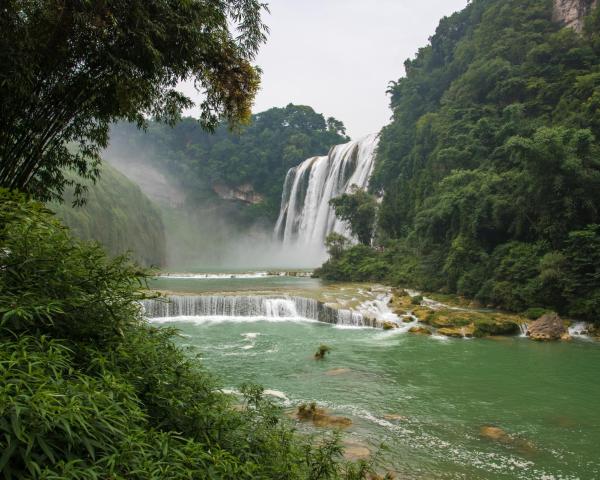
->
[0,0,267,203]
[320,0,600,322]
[330,187,378,246]
[109,104,349,222]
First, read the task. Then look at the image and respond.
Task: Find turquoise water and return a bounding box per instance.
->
[149,271,321,294]
[157,317,600,479]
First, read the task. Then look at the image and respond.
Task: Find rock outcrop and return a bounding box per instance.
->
[296,403,352,428]
[212,182,264,204]
[553,0,598,33]
[408,326,432,336]
[527,312,567,341]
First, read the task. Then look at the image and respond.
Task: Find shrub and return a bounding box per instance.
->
[523,307,550,320]
[0,190,370,479]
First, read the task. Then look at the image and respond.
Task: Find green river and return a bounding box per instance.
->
[149,272,600,480]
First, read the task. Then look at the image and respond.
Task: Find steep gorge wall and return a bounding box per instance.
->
[553,0,597,32]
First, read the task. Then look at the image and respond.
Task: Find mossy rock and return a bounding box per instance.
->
[411,306,433,322]
[382,321,398,330]
[391,293,415,312]
[438,323,475,338]
[473,319,520,337]
[410,295,423,305]
[424,310,472,328]
[296,403,352,429]
[408,326,432,335]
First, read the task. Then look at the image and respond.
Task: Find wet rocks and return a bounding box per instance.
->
[527,312,567,341]
[343,440,371,461]
[383,414,407,421]
[408,326,432,335]
[382,321,398,330]
[480,426,510,442]
[296,403,352,429]
[438,323,475,338]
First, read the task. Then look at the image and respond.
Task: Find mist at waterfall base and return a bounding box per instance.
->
[180,133,381,270]
[106,134,379,270]
[103,148,308,270]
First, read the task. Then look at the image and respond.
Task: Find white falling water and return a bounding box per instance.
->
[274,134,379,262]
[140,295,382,327]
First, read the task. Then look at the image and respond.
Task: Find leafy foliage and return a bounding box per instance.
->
[51,163,166,267]
[321,0,600,322]
[108,104,349,222]
[330,187,378,246]
[0,0,266,203]
[0,191,370,479]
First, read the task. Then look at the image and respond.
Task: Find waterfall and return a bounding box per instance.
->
[274,134,379,260]
[141,295,382,328]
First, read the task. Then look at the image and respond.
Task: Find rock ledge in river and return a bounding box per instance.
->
[527,312,567,341]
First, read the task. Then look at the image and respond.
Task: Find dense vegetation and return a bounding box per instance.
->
[0,191,373,479]
[52,164,166,267]
[0,2,375,478]
[0,0,265,203]
[108,105,348,222]
[319,0,600,323]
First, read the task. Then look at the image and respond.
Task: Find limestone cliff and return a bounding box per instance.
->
[553,0,597,32]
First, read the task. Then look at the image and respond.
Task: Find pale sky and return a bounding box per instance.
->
[181,0,469,139]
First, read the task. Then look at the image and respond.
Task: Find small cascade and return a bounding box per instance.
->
[274,134,379,260]
[519,322,529,337]
[568,321,590,338]
[356,293,401,324]
[141,295,383,328]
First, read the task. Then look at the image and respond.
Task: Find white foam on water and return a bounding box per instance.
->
[568,321,591,339]
[264,389,289,401]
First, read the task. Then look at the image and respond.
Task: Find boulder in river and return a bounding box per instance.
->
[382,321,398,330]
[527,312,567,341]
[343,440,371,461]
[296,403,352,429]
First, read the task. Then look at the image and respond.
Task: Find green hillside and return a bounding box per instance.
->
[319,0,600,322]
[108,104,349,224]
[52,163,166,267]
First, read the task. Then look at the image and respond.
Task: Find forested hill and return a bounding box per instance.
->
[108,104,348,223]
[52,163,166,267]
[321,0,600,322]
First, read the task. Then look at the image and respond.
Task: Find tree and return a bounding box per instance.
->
[325,232,351,260]
[107,105,349,222]
[0,0,267,203]
[330,186,378,245]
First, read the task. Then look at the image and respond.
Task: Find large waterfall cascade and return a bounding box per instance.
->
[274,134,379,260]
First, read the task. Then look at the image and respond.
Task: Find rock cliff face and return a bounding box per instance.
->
[553,0,597,32]
[212,182,264,205]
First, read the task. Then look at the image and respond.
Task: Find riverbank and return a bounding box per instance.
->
[389,288,599,342]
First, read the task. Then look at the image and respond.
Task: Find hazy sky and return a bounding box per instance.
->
[181,0,469,139]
